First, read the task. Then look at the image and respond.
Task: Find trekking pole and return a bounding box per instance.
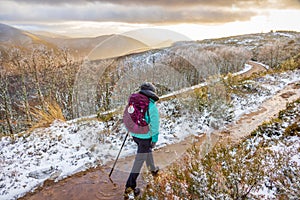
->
[109,131,129,178]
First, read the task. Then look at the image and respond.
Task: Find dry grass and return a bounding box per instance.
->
[30,101,65,129]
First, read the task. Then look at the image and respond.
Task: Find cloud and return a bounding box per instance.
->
[0,0,237,6]
[4,0,300,8]
[0,1,257,24]
[279,0,300,8]
[0,0,299,25]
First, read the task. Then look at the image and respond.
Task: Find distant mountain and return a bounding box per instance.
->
[87,34,149,60]
[33,31,70,39]
[0,23,56,48]
[122,28,191,48]
[0,23,23,43]
[0,23,151,59]
[38,28,191,59]
[39,34,114,59]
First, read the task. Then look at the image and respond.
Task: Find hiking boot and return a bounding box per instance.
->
[151,166,159,176]
[124,187,141,198]
[133,188,140,196]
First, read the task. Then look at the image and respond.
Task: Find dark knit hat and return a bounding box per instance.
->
[139,82,159,101]
[140,82,156,92]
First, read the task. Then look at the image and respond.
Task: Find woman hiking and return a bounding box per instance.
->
[124,82,160,198]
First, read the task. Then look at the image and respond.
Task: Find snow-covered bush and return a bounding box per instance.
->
[143,98,300,199]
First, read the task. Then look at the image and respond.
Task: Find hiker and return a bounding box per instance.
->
[124,82,160,197]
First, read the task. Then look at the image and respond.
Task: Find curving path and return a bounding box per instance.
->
[20,62,300,200]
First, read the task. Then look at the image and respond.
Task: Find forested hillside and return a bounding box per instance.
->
[1,29,300,136]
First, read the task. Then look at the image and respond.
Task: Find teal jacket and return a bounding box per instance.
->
[130,98,160,143]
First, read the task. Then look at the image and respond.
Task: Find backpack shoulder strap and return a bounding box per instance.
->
[146,108,150,123]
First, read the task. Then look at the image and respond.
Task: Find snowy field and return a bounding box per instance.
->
[0,67,300,199]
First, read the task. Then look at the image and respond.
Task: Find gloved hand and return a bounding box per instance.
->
[150,141,156,149]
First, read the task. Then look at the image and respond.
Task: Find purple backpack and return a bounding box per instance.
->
[123,93,150,134]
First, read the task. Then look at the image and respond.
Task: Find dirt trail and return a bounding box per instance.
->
[20,63,300,200]
[19,135,209,200]
[227,83,300,142]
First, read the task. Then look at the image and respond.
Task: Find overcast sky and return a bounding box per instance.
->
[1,0,300,40]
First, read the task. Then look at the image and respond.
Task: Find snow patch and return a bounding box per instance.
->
[1,68,300,199]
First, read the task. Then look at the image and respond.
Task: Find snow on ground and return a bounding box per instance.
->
[248,105,300,199]
[232,63,252,75]
[0,68,300,199]
[273,32,295,38]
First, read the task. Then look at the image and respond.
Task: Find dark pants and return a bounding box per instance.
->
[125,137,155,189]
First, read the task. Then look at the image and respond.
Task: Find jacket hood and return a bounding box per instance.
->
[139,90,159,101]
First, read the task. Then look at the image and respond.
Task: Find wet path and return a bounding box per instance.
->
[20,134,210,200]
[20,166,131,200]
[220,82,300,142]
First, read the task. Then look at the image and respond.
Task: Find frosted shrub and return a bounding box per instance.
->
[143,99,300,199]
[206,77,234,129]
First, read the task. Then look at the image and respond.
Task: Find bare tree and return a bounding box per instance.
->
[257,40,284,69]
[30,47,46,110]
[214,46,252,74]
[8,48,32,124]
[0,53,14,135]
